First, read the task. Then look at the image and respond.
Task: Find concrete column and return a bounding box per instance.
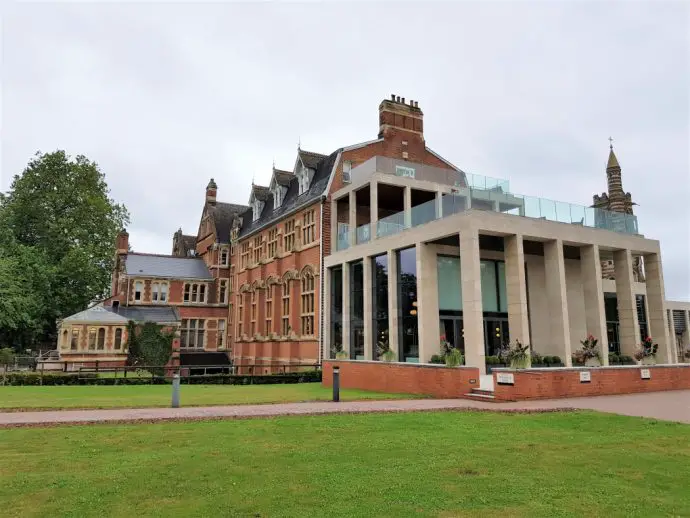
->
[644,252,673,363]
[387,250,400,359]
[504,235,530,347]
[614,249,640,358]
[330,198,338,253]
[435,190,443,219]
[342,262,351,357]
[416,242,440,363]
[370,181,378,239]
[348,190,357,246]
[544,240,572,366]
[363,256,373,360]
[403,186,412,228]
[322,268,331,361]
[459,226,485,373]
[580,244,610,365]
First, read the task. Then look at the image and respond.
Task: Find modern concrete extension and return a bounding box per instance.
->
[324,159,673,373]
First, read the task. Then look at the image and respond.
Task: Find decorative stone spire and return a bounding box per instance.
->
[605,140,625,213]
[206,178,217,205]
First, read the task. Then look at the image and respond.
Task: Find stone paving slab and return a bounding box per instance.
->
[0,390,688,427]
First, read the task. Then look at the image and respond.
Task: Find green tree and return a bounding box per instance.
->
[0,150,129,348]
[126,322,175,375]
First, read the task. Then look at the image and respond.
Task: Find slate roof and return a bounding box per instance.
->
[251,185,271,202]
[208,201,248,243]
[64,306,129,323]
[273,169,294,187]
[107,306,180,324]
[298,149,328,170]
[238,149,340,238]
[125,253,213,280]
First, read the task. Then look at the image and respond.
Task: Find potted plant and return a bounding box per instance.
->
[331,342,348,360]
[444,348,464,367]
[634,336,658,365]
[505,340,531,369]
[377,330,395,362]
[576,335,600,367]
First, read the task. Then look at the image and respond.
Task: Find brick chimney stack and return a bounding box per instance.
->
[116,229,129,255]
[206,178,218,205]
[378,94,424,140]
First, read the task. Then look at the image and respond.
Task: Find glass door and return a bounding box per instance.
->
[484,317,509,357]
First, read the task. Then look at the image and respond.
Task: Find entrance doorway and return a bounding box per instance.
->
[439,316,464,354]
[483,316,509,357]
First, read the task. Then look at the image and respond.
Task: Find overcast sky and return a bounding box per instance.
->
[2,1,689,300]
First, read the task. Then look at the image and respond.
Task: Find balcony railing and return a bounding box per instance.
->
[336,187,639,251]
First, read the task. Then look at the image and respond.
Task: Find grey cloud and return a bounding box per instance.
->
[3,1,688,299]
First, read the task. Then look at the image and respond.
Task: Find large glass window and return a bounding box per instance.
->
[636,294,648,341]
[330,266,343,358]
[397,247,418,362]
[497,262,507,313]
[437,256,462,310]
[480,260,498,312]
[372,254,389,360]
[604,293,620,354]
[350,261,365,359]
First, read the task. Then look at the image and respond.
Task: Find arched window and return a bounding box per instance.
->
[114,328,123,350]
[265,284,273,335]
[134,281,143,302]
[281,281,291,335]
[301,272,315,336]
[61,330,69,350]
[71,329,79,350]
[97,328,106,350]
[88,328,97,350]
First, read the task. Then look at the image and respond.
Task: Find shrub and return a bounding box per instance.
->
[1,371,322,386]
[619,355,635,365]
[530,351,543,365]
[549,356,562,365]
[429,355,444,364]
[485,356,501,365]
[127,322,175,375]
[444,348,464,367]
[505,340,530,368]
[609,353,621,365]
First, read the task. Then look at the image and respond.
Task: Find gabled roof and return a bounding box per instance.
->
[250,184,271,202]
[272,169,294,187]
[125,253,213,280]
[298,149,328,170]
[239,149,340,238]
[207,201,248,243]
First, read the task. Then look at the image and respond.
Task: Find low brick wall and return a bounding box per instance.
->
[492,364,690,401]
[322,360,480,398]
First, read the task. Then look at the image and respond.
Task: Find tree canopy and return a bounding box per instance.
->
[0,150,129,350]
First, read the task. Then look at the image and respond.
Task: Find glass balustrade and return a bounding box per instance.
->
[337,184,639,251]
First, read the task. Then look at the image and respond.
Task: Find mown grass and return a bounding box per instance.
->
[0,411,688,517]
[0,384,419,410]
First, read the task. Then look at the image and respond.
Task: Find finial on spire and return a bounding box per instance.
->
[608,136,614,150]
[297,136,301,150]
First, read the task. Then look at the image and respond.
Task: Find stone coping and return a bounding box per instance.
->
[492,363,689,372]
[325,360,477,370]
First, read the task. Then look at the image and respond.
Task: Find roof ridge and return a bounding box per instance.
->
[127,252,204,260]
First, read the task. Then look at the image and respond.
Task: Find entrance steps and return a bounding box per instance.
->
[464,388,496,400]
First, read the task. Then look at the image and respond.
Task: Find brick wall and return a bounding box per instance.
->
[492,365,690,401]
[322,360,480,398]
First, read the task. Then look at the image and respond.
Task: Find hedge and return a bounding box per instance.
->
[0,370,322,386]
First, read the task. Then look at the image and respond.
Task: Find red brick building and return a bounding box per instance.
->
[57,180,247,368]
[57,94,461,369]
[232,94,461,369]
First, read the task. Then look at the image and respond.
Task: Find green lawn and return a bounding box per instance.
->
[0,384,418,410]
[1,411,689,517]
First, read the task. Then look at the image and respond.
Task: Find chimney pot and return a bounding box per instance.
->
[409,99,414,106]
[391,94,395,101]
[396,96,400,102]
[415,101,419,108]
[401,97,405,104]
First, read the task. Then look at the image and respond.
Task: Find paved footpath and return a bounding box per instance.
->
[0,390,688,427]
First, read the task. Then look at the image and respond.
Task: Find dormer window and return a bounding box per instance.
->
[252,200,264,222]
[273,186,284,209]
[297,166,314,195]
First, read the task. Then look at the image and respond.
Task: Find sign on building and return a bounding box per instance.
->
[640,369,651,380]
[496,372,514,385]
[395,165,416,179]
[579,371,591,383]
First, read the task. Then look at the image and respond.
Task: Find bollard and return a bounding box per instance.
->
[333,366,340,402]
[171,373,181,408]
